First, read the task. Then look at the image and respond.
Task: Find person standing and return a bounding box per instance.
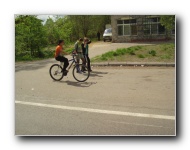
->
[82,37,92,72]
[54,40,69,75]
[74,38,86,72]
[97,31,100,41]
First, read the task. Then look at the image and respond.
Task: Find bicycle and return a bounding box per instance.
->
[49,54,90,82]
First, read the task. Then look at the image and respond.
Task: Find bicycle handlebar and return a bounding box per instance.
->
[70,52,78,56]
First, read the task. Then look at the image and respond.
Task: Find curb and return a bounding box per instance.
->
[91,62,175,67]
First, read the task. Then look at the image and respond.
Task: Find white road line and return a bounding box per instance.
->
[107,120,173,129]
[15,101,175,120]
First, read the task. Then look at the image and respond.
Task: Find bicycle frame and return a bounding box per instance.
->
[50,54,90,82]
[59,54,78,71]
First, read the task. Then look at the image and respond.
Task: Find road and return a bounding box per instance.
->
[88,41,152,58]
[15,59,175,135]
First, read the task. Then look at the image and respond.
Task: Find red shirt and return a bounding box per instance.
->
[54,45,62,58]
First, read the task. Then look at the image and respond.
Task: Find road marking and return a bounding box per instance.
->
[107,120,173,129]
[15,101,175,120]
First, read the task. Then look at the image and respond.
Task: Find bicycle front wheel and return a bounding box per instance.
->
[72,64,90,82]
[49,64,64,81]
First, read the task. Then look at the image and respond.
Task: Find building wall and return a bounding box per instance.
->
[111,15,174,43]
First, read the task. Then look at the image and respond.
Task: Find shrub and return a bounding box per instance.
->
[65,47,74,53]
[101,56,108,61]
[138,54,145,58]
[149,50,156,56]
[113,51,119,56]
[129,50,135,55]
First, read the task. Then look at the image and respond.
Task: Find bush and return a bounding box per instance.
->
[101,56,108,61]
[16,55,33,61]
[37,50,45,58]
[149,50,156,56]
[129,50,135,55]
[138,54,145,58]
[65,47,74,53]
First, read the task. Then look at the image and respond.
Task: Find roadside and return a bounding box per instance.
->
[88,41,153,58]
[15,41,175,67]
[90,41,175,67]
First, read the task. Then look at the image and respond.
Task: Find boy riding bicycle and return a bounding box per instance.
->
[54,40,69,76]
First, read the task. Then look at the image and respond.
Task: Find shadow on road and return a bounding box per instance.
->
[89,70,108,77]
[15,59,55,72]
[57,80,97,87]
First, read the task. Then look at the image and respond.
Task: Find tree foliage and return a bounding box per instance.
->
[15,15,111,60]
[15,15,47,58]
[160,15,175,30]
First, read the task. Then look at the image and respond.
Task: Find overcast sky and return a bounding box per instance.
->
[36,15,55,24]
[37,15,65,24]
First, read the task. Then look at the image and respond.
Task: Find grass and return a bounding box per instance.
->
[91,43,175,62]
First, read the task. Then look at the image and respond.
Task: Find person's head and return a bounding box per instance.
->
[84,37,88,43]
[79,38,83,43]
[58,40,64,46]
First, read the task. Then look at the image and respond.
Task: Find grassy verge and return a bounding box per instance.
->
[91,43,175,62]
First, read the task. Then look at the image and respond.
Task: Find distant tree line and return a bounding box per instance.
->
[15,15,111,60]
[15,15,174,60]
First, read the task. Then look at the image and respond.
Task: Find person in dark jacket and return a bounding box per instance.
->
[97,31,100,41]
[82,37,92,72]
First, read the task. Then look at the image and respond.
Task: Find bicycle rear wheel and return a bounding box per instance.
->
[49,64,64,81]
[72,64,90,82]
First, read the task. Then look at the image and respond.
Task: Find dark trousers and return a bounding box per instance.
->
[84,54,91,70]
[55,56,69,71]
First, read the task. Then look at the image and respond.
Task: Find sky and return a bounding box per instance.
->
[36,15,55,24]
[37,15,65,24]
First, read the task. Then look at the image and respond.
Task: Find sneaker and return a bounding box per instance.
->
[76,70,82,74]
[63,70,68,76]
[81,69,86,73]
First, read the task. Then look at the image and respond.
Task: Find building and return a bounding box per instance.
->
[111,15,175,43]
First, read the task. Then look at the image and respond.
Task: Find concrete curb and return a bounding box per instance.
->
[91,62,175,67]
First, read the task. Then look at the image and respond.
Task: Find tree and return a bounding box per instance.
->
[160,15,175,39]
[15,15,111,60]
[44,17,58,44]
[160,15,175,31]
[15,15,47,58]
[68,15,111,39]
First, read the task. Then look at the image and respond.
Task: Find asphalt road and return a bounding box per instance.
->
[88,41,152,58]
[15,59,175,135]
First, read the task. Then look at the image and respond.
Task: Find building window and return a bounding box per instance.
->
[117,16,166,36]
[143,16,166,35]
[118,25,123,36]
[151,24,158,34]
[131,25,137,35]
[117,19,137,36]
[124,25,130,35]
[158,24,165,34]
[144,24,151,35]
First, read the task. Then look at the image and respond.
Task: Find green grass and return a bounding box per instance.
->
[138,54,145,58]
[91,43,175,62]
